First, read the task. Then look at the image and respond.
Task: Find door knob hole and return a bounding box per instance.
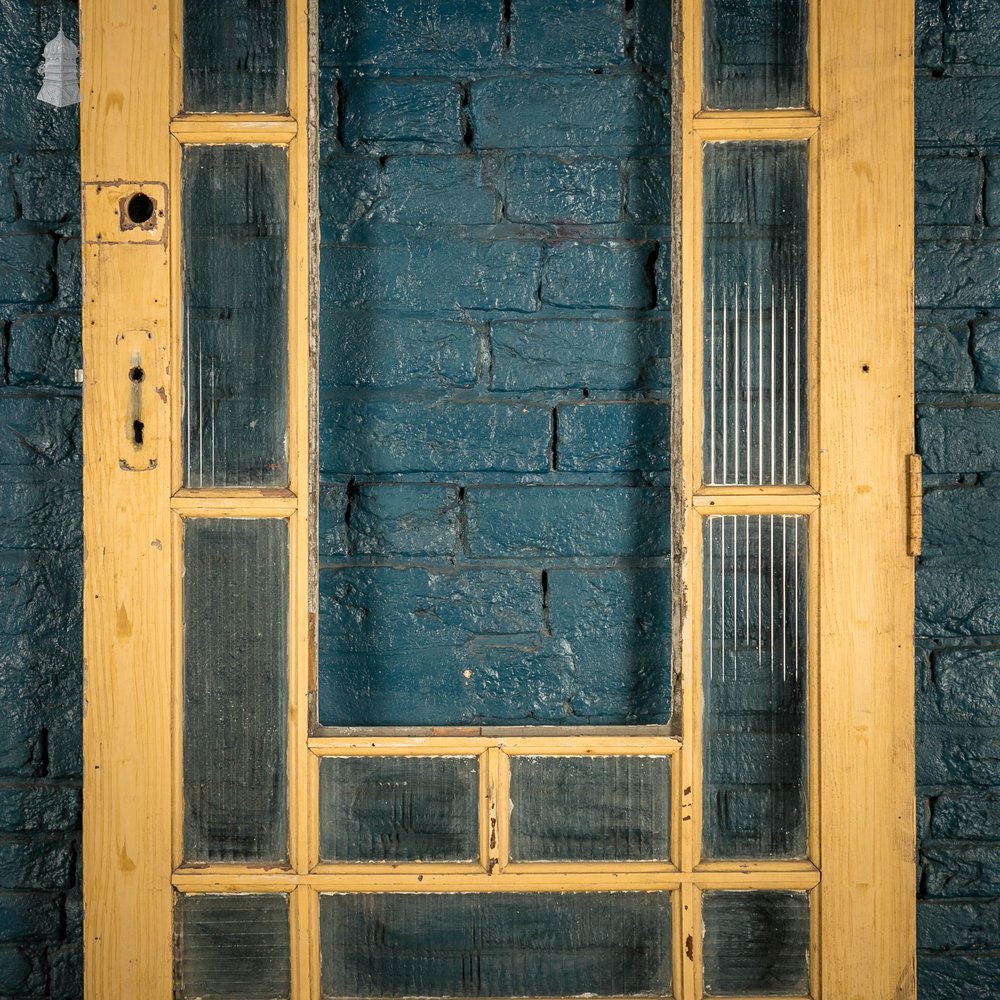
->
[126,192,156,225]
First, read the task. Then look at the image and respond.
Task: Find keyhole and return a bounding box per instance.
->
[126,192,156,225]
[133,420,144,446]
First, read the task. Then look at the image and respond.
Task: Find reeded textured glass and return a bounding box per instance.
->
[320,891,672,998]
[702,891,809,996]
[702,515,807,859]
[319,755,479,863]
[703,0,808,109]
[183,145,289,487]
[175,893,291,999]
[703,142,808,486]
[183,518,289,863]
[509,755,670,862]
[183,0,287,112]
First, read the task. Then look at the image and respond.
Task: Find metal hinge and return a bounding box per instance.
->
[907,453,922,557]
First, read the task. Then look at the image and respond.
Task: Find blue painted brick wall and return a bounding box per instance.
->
[0,0,82,997]
[0,0,998,995]
[916,0,1000,996]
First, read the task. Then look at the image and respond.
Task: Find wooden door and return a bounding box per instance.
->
[80,1,916,997]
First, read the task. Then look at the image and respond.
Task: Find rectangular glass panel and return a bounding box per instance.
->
[703,142,808,486]
[183,518,289,862]
[175,893,291,999]
[703,0,808,110]
[183,0,287,112]
[509,755,670,862]
[702,515,807,859]
[319,755,479,863]
[702,891,809,996]
[183,145,289,488]
[320,891,672,998]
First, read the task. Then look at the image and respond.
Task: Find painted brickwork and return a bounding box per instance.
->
[0,0,996,996]
[916,1,1000,996]
[0,0,83,997]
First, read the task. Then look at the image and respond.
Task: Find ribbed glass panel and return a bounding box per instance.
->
[703,141,808,487]
[182,145,289,488]
[703,0,808,110]
[175,893,291,999]
[183,0,287,112]
[183,518,289,863]
[320,892,673,998]
[509,755,670,862]
[319,755,479,863]
[702,891,809,996]
[702,515,807,859]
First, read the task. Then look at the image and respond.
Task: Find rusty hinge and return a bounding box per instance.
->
[907,453,922,557]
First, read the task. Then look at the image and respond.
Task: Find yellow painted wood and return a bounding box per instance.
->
[169,117,299,145]
[816,2,916,997]
[81,0,174,994]
[908,454,923,557]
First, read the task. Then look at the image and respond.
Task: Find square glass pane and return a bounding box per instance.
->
[702,891,809,996]
[509,755,670,862]
[321,891,672,998]
[319,755,479,862]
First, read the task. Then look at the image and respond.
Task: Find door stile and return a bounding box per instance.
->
[81,0,175,996]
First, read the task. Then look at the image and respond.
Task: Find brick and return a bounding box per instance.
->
[0,893,60,942]
[0,468,82,552]
[624,156,671,225]
[0,75,78,152]
[922,486,1000,558]
[931,794,1000,840]
[919,955,1000,1000]
[318,309,478,389]
[556,401,669,472]
[543,240,660,310]
[918,900,1000,953]
[0,944,45,996]
[491,317,670,391]
[917,77,1000,146]
[12,152,80,224]
[944,0,1000,69]
[341,78,462,152]
[915,0,945,70]
[916,241,1000,309]
[0,550,83,651]
[983,157,1000,228]
[54,235,80,308]
[970,317,1000,391]
[320,238,542,312]
[319,399,551,476]
[917,727,1000,787]
[0,840,72,890]
[0,393,81,467]
[918,406,1000,475]
[923,842,1000,898]
[0,786,79,834]
[915,155,981,226]
[465,486,669,557]
[545,568,672,722]
[318,155,382,230]
[915,317,974,392]
[49,942,82,999]
[8,312,82,388]
[503,155,622,226]
[917,556,1000,635]
[470,73,669,151]
[631,0,672,75]
[510,0,626,67]
[317,566,543,726]
[921,647,1000,725]
[318,483,460,559]
[378,154,499,226]
[317,0,501,72]
[0,231,54,304]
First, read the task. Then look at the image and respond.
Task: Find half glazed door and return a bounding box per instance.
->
[81,1,916,998]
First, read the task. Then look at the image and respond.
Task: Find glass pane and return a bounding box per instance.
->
[183,518,289,862]
[175,893,291,999]
[703,141,808,487]
[702,891,809,996]
[183,0,287,112]
[320,891,672,998]
[319,755,479,862]
[703,0,808,110]
[702,515,807,859]
[509,755,670,862]
[183,145,289,488]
